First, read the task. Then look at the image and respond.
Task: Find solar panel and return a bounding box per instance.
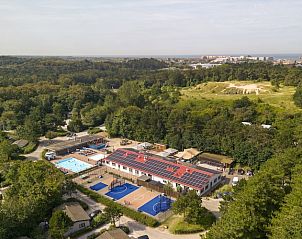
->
[106,148,219,190]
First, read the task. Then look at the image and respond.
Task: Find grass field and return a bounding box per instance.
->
[162,214,205,234]
[181,81,300,113]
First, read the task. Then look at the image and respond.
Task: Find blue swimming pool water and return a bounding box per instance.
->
[105,183,139,200]
[138,195,173,216]
[55,157,93,173]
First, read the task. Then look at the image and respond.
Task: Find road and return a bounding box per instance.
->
[73,190,203,239]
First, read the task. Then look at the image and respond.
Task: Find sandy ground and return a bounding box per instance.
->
[226,83,266,95]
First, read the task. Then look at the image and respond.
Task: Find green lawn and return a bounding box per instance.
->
[162,214,205,234]
[181,81,300,113]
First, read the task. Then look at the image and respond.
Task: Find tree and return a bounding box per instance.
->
[49,211,73,239]
[205,149,302,239]
[117,81,146,107]
[172,190,214,225]
[293,86,302,108]
[269,165,302,239]
[104,204,123,227]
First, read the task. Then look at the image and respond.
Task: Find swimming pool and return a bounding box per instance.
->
[55,157,93,173]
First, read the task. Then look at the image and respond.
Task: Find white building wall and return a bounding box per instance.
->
[66,220,90,236]
[104,160,222,195]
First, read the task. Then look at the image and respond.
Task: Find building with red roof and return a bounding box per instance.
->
[104,148,222,195]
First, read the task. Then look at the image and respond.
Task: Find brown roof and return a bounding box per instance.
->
[97,229,130,239]
[13,139,29,148]
[63,202,90,222]
[175,148,201,160]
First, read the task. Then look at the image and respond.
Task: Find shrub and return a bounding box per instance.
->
[87,233,101,239]
[119,225,130,234]
[108,224,116,231]
[88,127,103,135]
[169,220,205,234]
[22,141,38,154]
[91,213,109,228]
[45,130,67,139]
[76,184,159,227]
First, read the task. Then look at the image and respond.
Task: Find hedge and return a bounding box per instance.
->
[76,184,159,227]
[22,141,38,154]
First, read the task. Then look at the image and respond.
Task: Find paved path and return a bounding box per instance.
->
[74,190,203,239]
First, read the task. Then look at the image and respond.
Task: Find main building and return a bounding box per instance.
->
[104,148,222,195]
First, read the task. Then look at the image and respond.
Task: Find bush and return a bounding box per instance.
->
[118,225,130,234]
[76,184,159,227]
[22,141,38,154]
[91,213,109,228]
[108,224,116,231]
[169,220,205,234]
[88,127,103,135]
[45,130,67,139]
[41,149,47,160]
[87,233,101,239]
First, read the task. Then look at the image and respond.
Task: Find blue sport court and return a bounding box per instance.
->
[105,183,139,200]
[55,157,93,173]
[138,195,173,216]
[90,182,107,191]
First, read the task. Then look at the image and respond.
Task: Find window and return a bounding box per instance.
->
[163,180,167,183]
[123,166,127,170]
[106,161,109,164]
[205,184,209,190]
[112,163,116,166]
[214,178,217,183]
[129,168,133,173]
[135,170,139,175]
[79,223,86,228]
[118,165,120,169]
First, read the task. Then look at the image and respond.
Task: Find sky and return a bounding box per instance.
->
[0,0,302,56]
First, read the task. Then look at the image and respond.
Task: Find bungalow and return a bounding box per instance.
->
[96,228,131,239]
[56,202,90,236]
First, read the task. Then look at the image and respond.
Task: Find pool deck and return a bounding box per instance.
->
[52,152,99,174]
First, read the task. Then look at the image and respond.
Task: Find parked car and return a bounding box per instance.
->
[232,176,239,186]
[137,236,149,239]
[89,209,102,219]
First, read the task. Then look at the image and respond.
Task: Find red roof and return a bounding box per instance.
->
[105,148,220,191]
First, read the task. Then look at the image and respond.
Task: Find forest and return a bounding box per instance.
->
[1,56,302,238]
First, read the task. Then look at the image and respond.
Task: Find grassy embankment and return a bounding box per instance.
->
[181,81,300,113]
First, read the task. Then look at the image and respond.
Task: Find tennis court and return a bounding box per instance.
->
[105,183,139,200]
[90,182,107,191]
[138,195,173,216]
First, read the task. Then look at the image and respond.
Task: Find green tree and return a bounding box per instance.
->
[49,211,73,239]
[104,204,123,227]
[293,86,302,108]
